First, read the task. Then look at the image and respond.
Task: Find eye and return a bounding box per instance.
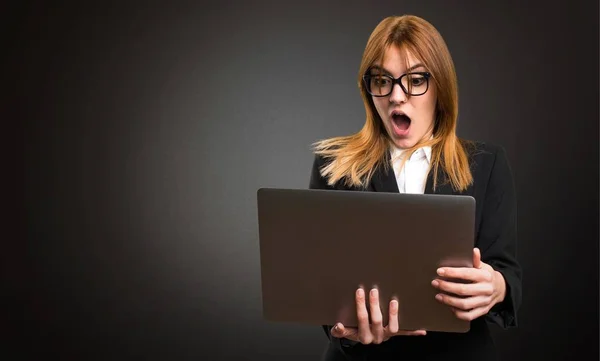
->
[372,77,391,86]
[409,75,426,86]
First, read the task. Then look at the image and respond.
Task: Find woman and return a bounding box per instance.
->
[309,15,522,361]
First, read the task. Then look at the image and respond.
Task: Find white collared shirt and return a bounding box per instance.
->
[390,146,432,194]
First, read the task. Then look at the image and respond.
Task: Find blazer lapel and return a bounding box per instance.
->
[424,166,456,195]
[370,152,399,193]
[371,166,399,193]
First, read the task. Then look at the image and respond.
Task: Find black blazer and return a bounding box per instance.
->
[309,141,522,361]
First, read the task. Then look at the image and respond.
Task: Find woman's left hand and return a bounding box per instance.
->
[431,248,506,321]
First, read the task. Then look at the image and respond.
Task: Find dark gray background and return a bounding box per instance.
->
[11,1,598,360]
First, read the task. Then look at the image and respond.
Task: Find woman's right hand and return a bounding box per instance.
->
[330,288,427,344]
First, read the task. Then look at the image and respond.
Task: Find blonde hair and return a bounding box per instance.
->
[313,15,473,192]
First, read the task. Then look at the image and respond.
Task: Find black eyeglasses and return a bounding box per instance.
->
[363,71,431,97]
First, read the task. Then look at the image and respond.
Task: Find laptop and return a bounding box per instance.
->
[256,187,475,333]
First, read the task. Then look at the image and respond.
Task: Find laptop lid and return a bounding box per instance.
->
[256,188,475,333]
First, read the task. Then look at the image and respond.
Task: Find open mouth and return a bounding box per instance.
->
[391,111,411,135]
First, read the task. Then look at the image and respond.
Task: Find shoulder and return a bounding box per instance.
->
[461,139,515,193]
[310,150,335,178]
[309,147,363,191]
[461,139,511,172]
[308,141,351,190]
[309,152,337,190]
[462,139,505,158]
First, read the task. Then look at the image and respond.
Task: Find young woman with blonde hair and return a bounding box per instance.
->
[310,15,521,361]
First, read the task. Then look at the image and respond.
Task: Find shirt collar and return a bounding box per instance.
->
[390,144,432,163]
[422,145,432,162]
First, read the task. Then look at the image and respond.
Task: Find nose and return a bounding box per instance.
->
[389,83,407,103]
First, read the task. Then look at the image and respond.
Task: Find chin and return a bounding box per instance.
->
[392,138,417,149]
[384,129,413,149]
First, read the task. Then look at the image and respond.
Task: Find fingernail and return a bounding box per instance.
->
[431,280,439,287]
[437,268,445,275]
[371,288,377,296]
[435,294,443,301]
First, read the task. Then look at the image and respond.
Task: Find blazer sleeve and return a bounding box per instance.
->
[478,146,523,329]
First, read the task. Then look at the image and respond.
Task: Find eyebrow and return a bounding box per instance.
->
[370,63,426,75]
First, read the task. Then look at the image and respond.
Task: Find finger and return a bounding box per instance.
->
[435,267,493,283]
[355,288,373,344]
[368,288,385,344]
[388,300,426,336]
[435,293,492,311]
[473,248,482,269]
[330,323,343,338]
[453,306,489,321]
[432,278,494,297]
[331,323,359,341]
[386,299,399,334]
[398,329,427,336]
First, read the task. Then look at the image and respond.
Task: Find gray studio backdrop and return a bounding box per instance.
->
[21,1,597,360]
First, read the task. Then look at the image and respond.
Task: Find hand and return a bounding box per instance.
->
[432,248,506,321]
[330,287,427,345]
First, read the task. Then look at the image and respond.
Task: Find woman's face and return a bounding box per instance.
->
[368,45,437,149]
